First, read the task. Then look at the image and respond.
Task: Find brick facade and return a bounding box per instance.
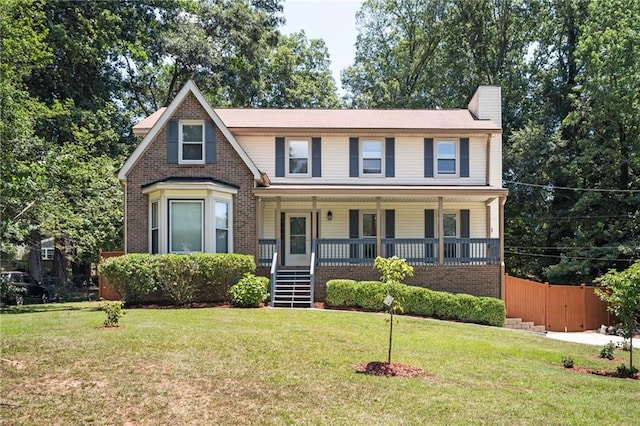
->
[125,94,257,256]
[256,264,502,301]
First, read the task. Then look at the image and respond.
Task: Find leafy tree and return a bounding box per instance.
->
[596,262,640,373]
[374,256,413,364]
[542,0,640,283]
[258,31,340,108]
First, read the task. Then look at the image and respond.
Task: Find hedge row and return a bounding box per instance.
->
[99,253,255,305]
[326,279,505,327]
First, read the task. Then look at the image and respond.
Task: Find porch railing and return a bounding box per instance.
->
[315,238,499,266]
[258,239,277,266]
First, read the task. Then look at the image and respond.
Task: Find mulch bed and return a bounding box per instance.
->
[569,366,639,380]
[356,361,424,377]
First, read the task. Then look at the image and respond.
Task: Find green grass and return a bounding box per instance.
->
[1,302,639,425]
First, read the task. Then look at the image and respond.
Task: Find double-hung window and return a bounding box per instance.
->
[150,201,159,254]
[179,121,205,163]
[436,140,457,175]
[215,201,229,253]
[169,200,204,253]
[361,139,383,175]
[287,139,309,175]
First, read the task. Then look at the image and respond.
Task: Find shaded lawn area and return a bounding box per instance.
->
[1,302,639,425]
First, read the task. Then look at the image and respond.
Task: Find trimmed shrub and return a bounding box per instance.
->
[98,253,255,305]
[229,274,269,308]
[354,281,388,311]
[98,254,158,303]
[326,279,506,327]
[155,254,199,305]
[324,279,357,307]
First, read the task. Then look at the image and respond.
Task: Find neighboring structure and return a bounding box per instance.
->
[119,80,507,307]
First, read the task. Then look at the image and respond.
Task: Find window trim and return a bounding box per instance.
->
[286,138,311,177]
[178,120,205,164]
[214,200,230,253]
[435,139,458,177]
[442,212,458,237]
[168,199,205,253]
[360,139,384,177]
[150,200,159,254]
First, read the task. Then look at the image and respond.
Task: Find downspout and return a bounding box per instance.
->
[499,195,506,299]
[120,179,127,253]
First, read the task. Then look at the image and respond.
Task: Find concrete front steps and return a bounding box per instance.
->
[505,318,546,333]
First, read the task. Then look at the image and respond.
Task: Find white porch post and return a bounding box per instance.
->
[312,196,317,240]
[438,197,444,265]
[275,196,281,267]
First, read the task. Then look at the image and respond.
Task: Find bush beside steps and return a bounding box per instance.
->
[325,279,505,327]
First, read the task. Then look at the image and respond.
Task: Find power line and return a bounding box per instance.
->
[504,180,640,193]
[505,250,637,262]
[506,246,638,250]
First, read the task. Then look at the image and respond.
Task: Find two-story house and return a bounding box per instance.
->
[119,80,507,307]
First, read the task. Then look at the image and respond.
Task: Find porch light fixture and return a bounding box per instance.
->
[327,210,333,221]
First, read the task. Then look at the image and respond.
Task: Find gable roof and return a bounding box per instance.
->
[119,80,262,181]
[214,108,500,132]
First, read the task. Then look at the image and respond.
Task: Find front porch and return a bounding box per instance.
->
[253,187,506,307]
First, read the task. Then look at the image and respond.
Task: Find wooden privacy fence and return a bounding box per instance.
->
[504,274,611,332]
[98,251,124,300]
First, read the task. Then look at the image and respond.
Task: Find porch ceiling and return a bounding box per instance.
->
[253,185,508,203]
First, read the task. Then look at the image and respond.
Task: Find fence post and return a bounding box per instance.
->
[581,283,586,331]
[544,282,549,330]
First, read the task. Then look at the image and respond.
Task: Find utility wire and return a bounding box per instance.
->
[505,250,637,262]
[504,180,640,193]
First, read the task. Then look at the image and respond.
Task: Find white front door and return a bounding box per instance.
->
[286,213,311,266]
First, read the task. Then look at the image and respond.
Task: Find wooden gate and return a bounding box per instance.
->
[504,274,611,332]
[98,251,124,300]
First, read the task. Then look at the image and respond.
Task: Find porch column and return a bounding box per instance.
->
[438,197,444,265]
[376,197,382,258]
[499,195,506,299]
[275,196,281,267]
[311,196,317,240]
[486,199,493,259]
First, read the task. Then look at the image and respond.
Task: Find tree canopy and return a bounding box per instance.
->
[2,0,638,286]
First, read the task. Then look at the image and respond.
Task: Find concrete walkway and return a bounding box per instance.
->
[545,330,635,347]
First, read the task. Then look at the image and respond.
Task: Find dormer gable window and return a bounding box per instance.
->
[179,121,205,164]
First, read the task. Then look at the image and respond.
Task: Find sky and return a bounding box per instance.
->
[281,0,364,93]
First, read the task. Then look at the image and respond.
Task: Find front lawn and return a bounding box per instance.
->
[1,303,638,425]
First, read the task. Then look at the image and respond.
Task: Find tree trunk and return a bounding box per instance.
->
[53,237,68,286]
[28,229,43,282]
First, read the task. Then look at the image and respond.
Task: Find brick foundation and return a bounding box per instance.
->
[256,264,502,302]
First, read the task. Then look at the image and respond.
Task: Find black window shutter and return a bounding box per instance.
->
[349,210,359,262]
[385,209,395,257]
[460,138,469,177]
[349,137,359,177]
[167,119,178,164]
[460,209,470,260]
[385,210,395,238]
[385,137,395,177]
[312,137,321,177]
[460,209,470,238]
[424,209,435,238]
[349,210,359,238]
[275,137,285,177]
[424,209,435,261]
[205,120,216,164]
[424,138,434,177]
